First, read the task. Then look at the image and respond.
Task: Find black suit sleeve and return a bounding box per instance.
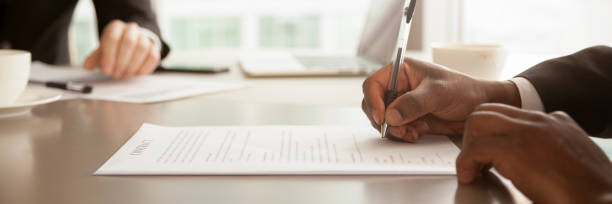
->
[91,0,170,59]
[517,45,612,137]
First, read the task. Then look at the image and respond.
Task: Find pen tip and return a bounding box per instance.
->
[381,124,387,138]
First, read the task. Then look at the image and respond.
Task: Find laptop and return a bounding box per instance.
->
[240,0,408,77]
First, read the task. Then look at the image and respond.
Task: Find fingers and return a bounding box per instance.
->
[135,48,160,76]
[100,20,126,75]
[475,103,547,122]
[362,63,392,125]
[387,120,429,143]
[96,20,161,79]
[463,110,520,142]
[384,115,465,142]
[362,58,430,126]
[83,48,101,70]
[122,35,152,78]
[385,84,438,126]
[362,100,381,131]
[459,103,603,204]
[113,23,140,78]
[549,111,578,125]
[418,115,465,136]
[363,57,441,140]
[456,136,508,183]
[458,105,524,184]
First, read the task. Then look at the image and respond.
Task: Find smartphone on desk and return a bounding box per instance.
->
[157,64,230,74]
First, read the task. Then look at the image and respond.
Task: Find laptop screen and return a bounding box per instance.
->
[356,0,406,64]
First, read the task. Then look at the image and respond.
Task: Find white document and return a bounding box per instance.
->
[30,62,112,83]
[76,76,243,103]
[29,62,243,103]
[95,124,460,175]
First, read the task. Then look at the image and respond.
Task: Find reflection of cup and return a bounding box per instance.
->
[432,44,507,80]
[0,50,31,106]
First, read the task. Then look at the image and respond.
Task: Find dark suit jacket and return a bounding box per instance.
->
[0,0,170,65]
[518,45,612,137]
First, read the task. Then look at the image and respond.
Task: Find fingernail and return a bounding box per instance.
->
[372,111,381,125]
[387,109,403,124]
[405,128,418,142]
[389,127,403,138]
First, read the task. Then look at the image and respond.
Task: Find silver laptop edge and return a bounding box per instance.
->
[356,0,406,64]
[240,0,408,77]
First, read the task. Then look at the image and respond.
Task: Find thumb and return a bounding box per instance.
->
[83,48,101,70]
[384,84,439,126]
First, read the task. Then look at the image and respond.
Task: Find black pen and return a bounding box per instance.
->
[381,0,417,138]
[30,80,93,94]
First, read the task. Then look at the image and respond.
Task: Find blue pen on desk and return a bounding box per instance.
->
[381,0,417,138]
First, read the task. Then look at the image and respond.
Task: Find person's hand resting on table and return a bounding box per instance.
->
[457,103,612,203]
[361,58,520,142]
[83,20,161,79]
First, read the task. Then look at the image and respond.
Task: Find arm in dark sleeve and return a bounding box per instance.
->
[517,45,612,137]
[91,0,170,59]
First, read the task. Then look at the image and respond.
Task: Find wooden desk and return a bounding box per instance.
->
[0,68,529,204]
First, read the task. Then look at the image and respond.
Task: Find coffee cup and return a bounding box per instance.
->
[0,50,31,106]
[432,43,507,80]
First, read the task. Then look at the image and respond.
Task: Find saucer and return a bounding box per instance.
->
[0,88,62,118]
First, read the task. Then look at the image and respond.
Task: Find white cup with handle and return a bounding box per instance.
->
[0,50,31,106]
[432,43,507,80]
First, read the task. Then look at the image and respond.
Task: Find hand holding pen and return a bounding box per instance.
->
[381,0,417,139]
[362,57,506,142]
[359,0,521,143]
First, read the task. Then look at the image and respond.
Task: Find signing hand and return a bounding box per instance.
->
[84,20,161,79]
[361,58,520,142]
[457,103,612,203]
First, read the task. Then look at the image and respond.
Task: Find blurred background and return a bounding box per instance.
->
[69,0,612,75]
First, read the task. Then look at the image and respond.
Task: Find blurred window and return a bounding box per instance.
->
[462,0,612,55]
[170,17,242,49]
[259,15,320,48]
[70,0,372,64]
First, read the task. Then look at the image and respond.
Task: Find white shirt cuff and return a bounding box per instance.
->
[139,28,162,52]
[510,77,545,111]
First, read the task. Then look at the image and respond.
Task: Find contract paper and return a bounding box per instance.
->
[95,124,460,175]
[76,76,243,103]
[29,62,243,103]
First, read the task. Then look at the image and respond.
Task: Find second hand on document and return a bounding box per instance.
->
[381,0,417,138]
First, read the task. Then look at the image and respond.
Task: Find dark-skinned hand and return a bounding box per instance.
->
[457,103,612,203]
[361,58,520,142]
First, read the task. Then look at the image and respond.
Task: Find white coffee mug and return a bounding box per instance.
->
[0,50,31,106]
[432,43,507,80]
